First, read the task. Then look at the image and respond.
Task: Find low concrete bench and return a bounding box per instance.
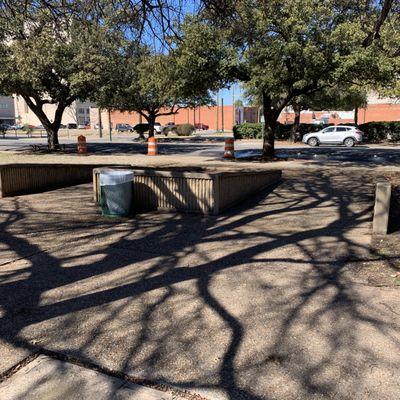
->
[93,167,282,215]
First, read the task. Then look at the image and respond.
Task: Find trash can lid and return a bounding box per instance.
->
[100,170,134,186]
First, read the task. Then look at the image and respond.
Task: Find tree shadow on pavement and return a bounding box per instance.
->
[0,170,400,400]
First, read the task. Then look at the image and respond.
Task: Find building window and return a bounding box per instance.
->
[77,108,85,114]
[0,103,9,109]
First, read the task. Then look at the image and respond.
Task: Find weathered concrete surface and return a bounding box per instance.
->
[1,170,400,400]
[0,355,174,400]
[373,177,392,235]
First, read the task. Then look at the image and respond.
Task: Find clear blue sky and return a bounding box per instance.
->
[216,83,245,106]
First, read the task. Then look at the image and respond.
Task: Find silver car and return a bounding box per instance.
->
[302,126,364,147]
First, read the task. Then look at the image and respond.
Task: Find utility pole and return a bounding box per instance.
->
[107,109,112,141]
[193,107,196,127]
[221,98,224,132]
[98,108,103,138]
[216,91,219,131]
[232,84,235,129]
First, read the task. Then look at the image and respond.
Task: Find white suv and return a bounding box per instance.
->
[302,126,364,147]
[154,123,163,134]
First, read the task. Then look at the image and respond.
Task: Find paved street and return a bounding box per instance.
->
[1,135,400,167]
[1,169,399,399]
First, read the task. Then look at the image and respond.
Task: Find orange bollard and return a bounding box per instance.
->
[77,135,87,154]
[223,138,235,158]
[147,136,158,156]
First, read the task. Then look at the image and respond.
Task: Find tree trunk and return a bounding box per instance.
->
[21,95,64,151]
[262,92,278,158]
[46,126,60,149]
[147,113,156,138]
[98,108,103,138]
[354,106,359,126]
[290,104,301,142]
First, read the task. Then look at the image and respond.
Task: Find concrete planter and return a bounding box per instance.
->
[0,163,95,197]
[93,167,281,215]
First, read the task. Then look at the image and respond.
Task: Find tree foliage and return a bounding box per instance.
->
[0,0,189,148]
[0,2,129,148]
[95,47,213,137]
[178,0,400,156]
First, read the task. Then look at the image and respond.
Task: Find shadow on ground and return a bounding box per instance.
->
[0,170,400,399]
[1,141,221,156]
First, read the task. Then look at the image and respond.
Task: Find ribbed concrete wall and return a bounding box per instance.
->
[93,168,281,215]
[135,174,214,213]
[217,171,282,213]
[0,164,95,197]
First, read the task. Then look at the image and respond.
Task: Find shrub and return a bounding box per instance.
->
[175,123,195,136]
[233,122,333,140]
[133,123,149,135]
[22,124,34,135]
[233,123,263,139]
[162,125,176,135]
[233,121,400,143]
[358,121,400,143]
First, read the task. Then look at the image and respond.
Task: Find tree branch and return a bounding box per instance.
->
[362,0,394,47]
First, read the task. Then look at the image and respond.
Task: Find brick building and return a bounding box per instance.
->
[278,93,400,126]
[357,94,400,124]
[106,105,256,131]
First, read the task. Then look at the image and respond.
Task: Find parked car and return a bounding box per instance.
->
[302,126,364,147]
[9,124,23,130]
[154,122,163,134]
[195,123,209,130]
[66,123,78,129]
[0,123,11,131]
[116,123,134,132]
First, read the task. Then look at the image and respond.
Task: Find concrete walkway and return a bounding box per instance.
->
[0,355,174,399]
[0,169,399,399]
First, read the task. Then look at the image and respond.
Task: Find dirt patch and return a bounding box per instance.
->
[358,233,400,287]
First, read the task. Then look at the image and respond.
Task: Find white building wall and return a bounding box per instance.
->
[14,96,94,126]
[0,95,16,124]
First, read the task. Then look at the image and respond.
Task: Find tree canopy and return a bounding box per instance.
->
[95,48,213,137]
[177,0,400,156]
[0,0,398,151]
[0,0,189,148]
[0,2,131,148]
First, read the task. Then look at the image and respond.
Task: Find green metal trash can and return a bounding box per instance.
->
[99,170,134,217]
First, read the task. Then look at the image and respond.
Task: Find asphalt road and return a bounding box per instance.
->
[1,135,400,166]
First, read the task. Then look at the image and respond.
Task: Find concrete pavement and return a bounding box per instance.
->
[1,169,399,399]
[0,355,175,400]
